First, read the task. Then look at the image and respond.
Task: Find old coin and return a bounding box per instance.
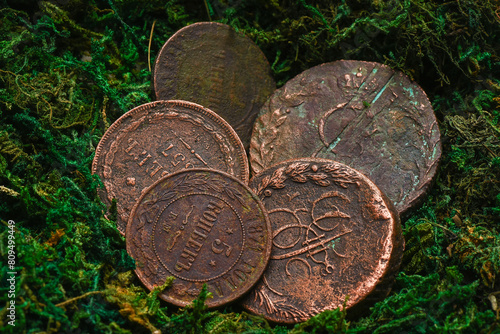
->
[242,158,404,323]
[126,169,272,308]
[250,60,441,217]
[153,22,276,149]
[92,100,249,234]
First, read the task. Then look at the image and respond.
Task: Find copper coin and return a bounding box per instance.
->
[92,100,249,234]
[153,22,276,149]
[126,168,272,308]
[250,60,441,217]
[241,158,404,323]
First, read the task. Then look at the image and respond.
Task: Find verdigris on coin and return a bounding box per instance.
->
[242,158,404,323]
[154,22,276,149]
[250,60,441,217]
[126,169,272,308]
[92,100,249,234]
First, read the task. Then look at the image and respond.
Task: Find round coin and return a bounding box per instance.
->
[250,60,441,217]
[92,100,249,234]
[126,169,272,308]
[242,158,404,323]
[153,22,276,149]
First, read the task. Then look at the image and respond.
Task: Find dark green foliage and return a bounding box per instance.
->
[163,285,214,334]
[353,267,497,333]
[290,299,349,333]
[1,0,500,333]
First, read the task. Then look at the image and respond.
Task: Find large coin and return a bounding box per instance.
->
[126,169,272,308]
[250,60,441,217]
[242,158,404,323]
[153,22,276,149]
[92,100,249,234]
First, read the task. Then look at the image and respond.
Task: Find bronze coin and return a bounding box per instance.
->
[126,168,272,308]
[92,100,249,234]
[241,158,404,323]
[153,22,276,149]
[250,60,441,217]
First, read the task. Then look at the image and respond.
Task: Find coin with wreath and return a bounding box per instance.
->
[242,158,404,323]
[126,169,272,308]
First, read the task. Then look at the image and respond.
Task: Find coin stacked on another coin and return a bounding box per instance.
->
[242,60,441,322]
[92,22,441,322]
[154,22,276,149]
[93,22,276,308]
[250,60,441,218]
[126,169,272,308]
[92,100,251,234]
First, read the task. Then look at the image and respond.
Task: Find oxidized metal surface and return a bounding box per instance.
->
[250,60,441,217]
[126,169,272,308]
[92,100,249,234]
[153,22,276,148]
[242,158,404,323]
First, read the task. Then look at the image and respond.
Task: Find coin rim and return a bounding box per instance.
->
[126,167,273,308]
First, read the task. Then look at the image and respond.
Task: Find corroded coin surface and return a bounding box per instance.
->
[153,22,276,148]
[242,158,404,323]
[92,100,249,234]
[126,169,272,308]
[250,60,441,217]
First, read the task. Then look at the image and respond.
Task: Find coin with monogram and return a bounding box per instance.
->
[92,100,249,234]
[241,158,404,323]
[250,60,441,217]
[126,169,272,308]
[153,22,276,149]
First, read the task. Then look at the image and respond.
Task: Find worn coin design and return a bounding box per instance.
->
[250,60,441,217]
[153,22,276,149]
[242,158,404,323]
[126,169,272,308]
[92,100,249,234]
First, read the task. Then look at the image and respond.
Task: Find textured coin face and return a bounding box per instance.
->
[92,100,249,234]
[242,158,404,323]
[126,169,272,308]
[250,60,441,217]
[153,22,276,149]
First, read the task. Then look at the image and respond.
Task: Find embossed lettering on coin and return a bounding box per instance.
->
[154,22,276,148]
[250,60,441,217]
[126,169,272,308]
[241,158,404,323]
[92,100,249,234]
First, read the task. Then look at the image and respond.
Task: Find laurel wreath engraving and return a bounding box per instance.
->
[249,107,287,173]
[254,162,360,197]
[253,284,314,322]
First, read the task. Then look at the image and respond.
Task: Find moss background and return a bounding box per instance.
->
[1,0,499,333]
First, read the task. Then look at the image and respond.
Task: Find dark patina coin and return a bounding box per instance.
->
[250,60,441,217]
[126,169,272,308]
[92,100,249,234]
[242,158,404,323]
[153,22,276,149]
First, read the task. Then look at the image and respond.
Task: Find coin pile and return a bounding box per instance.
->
[92,22,441,323]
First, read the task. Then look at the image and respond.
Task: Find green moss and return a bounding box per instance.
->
[1,0,500,333]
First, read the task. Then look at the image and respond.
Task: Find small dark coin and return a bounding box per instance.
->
[92,100,249,234]
[126,169,272,308]
[153,22,276,149]
[250,60,441,217]
[242,158,404,323]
